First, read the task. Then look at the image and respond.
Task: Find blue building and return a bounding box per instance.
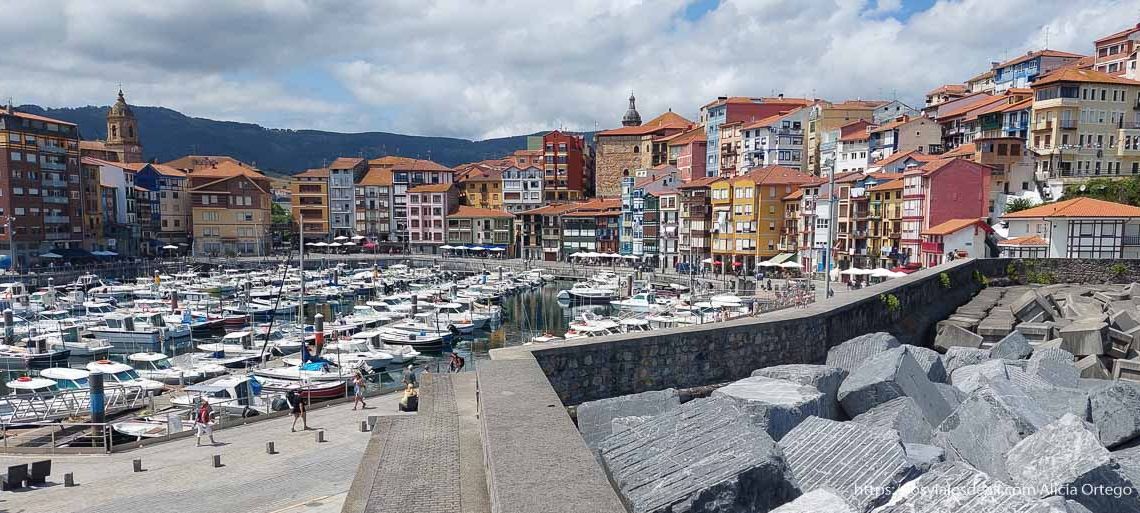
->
[992,49,1085,92]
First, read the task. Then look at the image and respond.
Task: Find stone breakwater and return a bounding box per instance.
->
[580,323,1140,512]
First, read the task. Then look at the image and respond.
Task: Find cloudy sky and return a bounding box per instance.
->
[0,0,1135,140]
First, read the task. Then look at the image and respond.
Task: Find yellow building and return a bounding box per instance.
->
[1029,68,1140,181]
[711,166,815,272]
[806,100,885,175]
[867,177,905,267]
[290,167,330,238]
[455,165,504,209]
[188,160,273,256]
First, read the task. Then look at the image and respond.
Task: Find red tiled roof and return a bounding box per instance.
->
[870,149,938,169]
[662,126,706,146]
[922,218,993,236]
[449,206,514,219]
[868,178,904,191]
[733,166,815,186]
[408,183,454,193]
[457,166,503,182]
[869,115,920,133]
[357,168,392,186]
[678,176,724,189]
[0,107,76,126]
[783,189,804,200]
[162,155,243,171]
[993,49,1085,70]
[903,158,958,176]
[189,160,266,180]
[293,168,329,179]
[838,120,873,142]
[1002,197,1140,219]
[368,156,452,172]
[998,235,1048,246]
[1095,23,1140,44]
[926,84,967,96]
[967,69,995,82]
[936,94,1005,120]
[1032,67,1140,87]
[141,163,187,178]
[597,111,693,136]
[520,203,582,216]
[999,98,1033,113]
[941,143,977,158]
[329,157,364,170]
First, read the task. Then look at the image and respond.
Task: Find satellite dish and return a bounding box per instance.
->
[1079,184,1087,192]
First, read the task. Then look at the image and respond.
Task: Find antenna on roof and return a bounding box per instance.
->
[1044,25,1049,49]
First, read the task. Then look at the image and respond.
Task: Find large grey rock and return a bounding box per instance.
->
[713,376,824,441]
[942,347,990,375]
[577,388,679,448]
[934,324,984,352]
[873,462,1063,512]
[1017,322,1054,342]
[1022,385,1092,421]
[902,443,944,472]
[1108,327,1138,359]
[1031,347,1076,364]
[950,359,1009,395]
[991,331,1034,360]
[611,416,651,437]
[852,397,934,444]
[779,416,918,512]
[901,345,947,383]
[933,379,1054,482]
[1113,444,1140,490]
[1088,382,1140,448]
[1115,358,1140,383]
[1027,350,1081,389]
[826,332,901,372]
[1057,320,1107,356]
[597,395,800,513]
[770,489,857,513]
[932,383,962,411]
[751,364,849,420]
[1112,309,1140,332]
[1075,354,1110,380]
[837,347,953,425]
[1006,414,1140,512]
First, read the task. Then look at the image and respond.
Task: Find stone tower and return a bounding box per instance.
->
[621,93,642,127]
[106,89,143,163]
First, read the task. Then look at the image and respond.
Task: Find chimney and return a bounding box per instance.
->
[778,93,784,99]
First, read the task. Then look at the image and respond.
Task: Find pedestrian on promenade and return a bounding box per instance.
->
[402,365,418,388]
[288,388,308,432]
[448,353,459,373]
[352,372,367,410]
[195,400,216,447]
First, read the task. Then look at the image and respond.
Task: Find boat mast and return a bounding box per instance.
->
[298,213,305,324]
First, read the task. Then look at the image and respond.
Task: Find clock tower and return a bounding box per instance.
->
[106,89,143,163]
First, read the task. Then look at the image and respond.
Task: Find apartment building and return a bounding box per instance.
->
[446,206,514,254]
[328,157,365,238]
[355,167,392,243]
[519,202,580,261]
[456,165,504,209]
[407,183,457,254]
[920,218,993,267]
[368,156,454,247]
[289,167,330,238]
[806,100,884,175]
[80,157,141,256]
[677,176,719,272]
[992,49,1085,92]
[129,163,189,249]
[867,178,905,268]
[1095,23,1140,78]
[663,127,706,181]
[657,188,680,271]
[717,121,744,176]
[834,120,874,174]
[841,173,898,270]
[561,199,621,257]
[501,166,543,213]
[741,109,806,172]
[899,158,991,264]
[924,84,969,114]
[1000,197,1140,258]
[1028,68,1140,181]
[188,160,272,256]
[868,115,942,161]
[702,96,814,176]
[620,167,679,258]
[542,130,592,201]
[0,107,83,268]
[710,166,815,272]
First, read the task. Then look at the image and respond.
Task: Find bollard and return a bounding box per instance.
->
[64,472,75,487]
[316,429,326,443]
[360,420,369,432]
[132,458,143,472]
[266,441,276,454]
[212,454,223,468]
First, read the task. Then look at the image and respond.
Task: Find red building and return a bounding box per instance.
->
[542,130,592,202]
[899,158,991,265]
[663,127,707,182]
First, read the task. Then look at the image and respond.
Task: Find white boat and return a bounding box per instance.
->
[411,312,474,334]
[375,327,445,353]
[349,331,420,364]
[282,339,393,370]
[88,313,192,355]
[610,291,658,312]
[35,325,113,361]
[86,360,166,395]
[618,317,652,333]
[169,374,277,415]
[5,376,59,397]
[526,333,563,344]
[40,367,90,390]
[113,416,192,439]
[127,352,221,385]
[557,282,618,303]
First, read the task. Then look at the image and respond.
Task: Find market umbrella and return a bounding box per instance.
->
[440,245,454,250]
[363,242,377,249]
[162,245,179,250]
[488,247,505,252]
[104,251,118,256]
[759,260,780,267]
[868,268,895,278]
[342,242,356,246]
[327,242,342,247]
[39,252,62,259]
[701,258,713,264]
[779,261,801,269]
[840,267,869,275]
[469,246,486,251]
[887,271,909,278]
[312,242,328,247]
[622,255,638,259]
[351,235,366,240]
[569,251,586,258]
[334,236,349,241]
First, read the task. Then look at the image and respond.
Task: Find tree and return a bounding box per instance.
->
[1064,176,1140,205]
[1004,197,1036,214]
[271,203,291,224]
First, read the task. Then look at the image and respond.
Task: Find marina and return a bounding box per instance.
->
[0,258,811,452]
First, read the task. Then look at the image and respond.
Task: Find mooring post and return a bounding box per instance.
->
[64,472,75,487]
[360,420,369,432]
[212,454,222,468]
[316,429,326,443]
[132,458,143,472]
[266,441,276,454]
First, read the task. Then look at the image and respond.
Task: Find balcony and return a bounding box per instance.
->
[44,215,70,224]
[45,232,71,240]
[43,196,69,204]
[41,161,67,171]
[1059,119,1077,130]
[921,241,943,253]
[38,144,67,155]
[42,178,68,188]
[1124,235,1140,246]
[1031,121,1053,132]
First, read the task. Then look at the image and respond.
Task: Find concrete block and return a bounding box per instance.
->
[1027,349,1081,389]
[1035,338,1065,350]
[769,489,857,513]
[873,462,1061,512]
[1004,364,1058,392]
[942,316,980,331]
[597,396,800,513]
[825,332,901,372]
[751,364,849,421]
[1058,320,1107,356]
[901,345,947,384]
[852,396,934,445]
[1011,291,1046,322]
[577,388,680,449]
[1112,309,1140,332]
[1032,347,1076,364]
[1075,354,1111,380]
[713,376,825,441]
[902,443,944,472]
[1088,382,1140,448]
[941,346,990,376]
[950,359,1009,395]
[611,416,651,437]
[1108,327,1135,359]
[1006,414,1140,511]
[977,317,1015,343]
[1112,444,1140,493]
[990,331,1034,360]
[933,379,1054,482]
[779,416,918,512]
[837,347,953,426]
[1016,322,1053,342]
[1114,359,1140,383]
[934,324,983,352]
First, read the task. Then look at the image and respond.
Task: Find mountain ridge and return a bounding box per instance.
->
[16,104,543,175]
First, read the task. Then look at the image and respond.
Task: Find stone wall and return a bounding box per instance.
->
[976,257,1140,286]
[594,134,647,197]
[493,258,986,406]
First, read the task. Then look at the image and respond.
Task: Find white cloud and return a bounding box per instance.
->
[2,0,1139,139]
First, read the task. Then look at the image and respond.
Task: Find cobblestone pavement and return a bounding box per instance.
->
[0,392,406,513]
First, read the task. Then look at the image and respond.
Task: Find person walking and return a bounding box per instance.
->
[402,365,418,387]
[288,388,308,432]
[195,400,216,447]
[352,372,367,410]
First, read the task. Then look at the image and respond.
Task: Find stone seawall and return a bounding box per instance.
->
[493,258,987,406]
[976,257,1140,285]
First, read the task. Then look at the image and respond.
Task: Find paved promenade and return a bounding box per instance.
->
[0,393,406,513]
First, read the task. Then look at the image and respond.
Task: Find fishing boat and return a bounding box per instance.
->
[33,325,112,363]
[88,312,192,355]
[609,291,658,312]
[127,352,213,385]
[0,342,71,371]
[39,367,90,390]
[169,374,278,415]
[350,331,421,364]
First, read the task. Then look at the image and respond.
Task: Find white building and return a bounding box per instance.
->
[328,157,364,237]
[740,109,806,173]
[920,218,993,267]
[1000,197,1140,258]
[502,166,544,213]
[835,121,873,174]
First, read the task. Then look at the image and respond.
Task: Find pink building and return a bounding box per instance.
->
[663,127,706,181]
[900,158,991,265]
[407,183,458,255]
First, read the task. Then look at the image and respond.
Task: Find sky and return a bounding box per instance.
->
[0,0,1136,140]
